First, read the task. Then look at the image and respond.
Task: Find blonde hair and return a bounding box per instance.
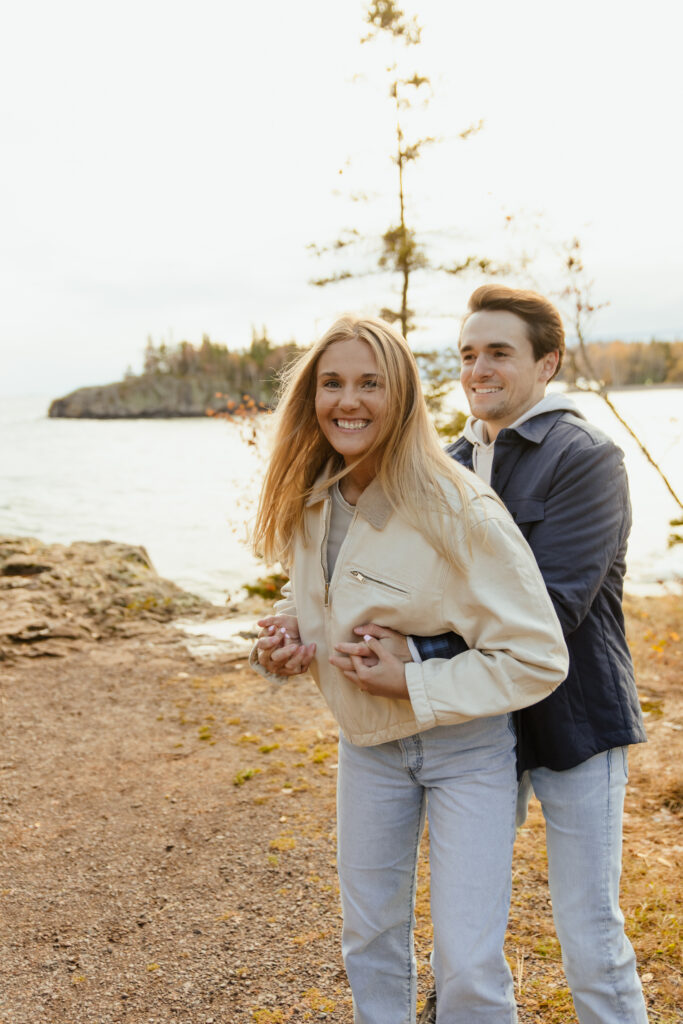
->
[252,315,484,567]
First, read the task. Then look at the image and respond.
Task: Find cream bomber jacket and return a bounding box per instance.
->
[250,471,569,747]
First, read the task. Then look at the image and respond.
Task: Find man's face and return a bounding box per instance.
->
[459,310,559,439]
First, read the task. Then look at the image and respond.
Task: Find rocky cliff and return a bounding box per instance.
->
[48,374,267,419]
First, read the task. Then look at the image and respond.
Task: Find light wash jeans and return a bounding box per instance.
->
[517,748,649,1023]
[337,715,518,1024]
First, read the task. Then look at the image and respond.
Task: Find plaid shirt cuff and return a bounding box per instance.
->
[412,632,469,661]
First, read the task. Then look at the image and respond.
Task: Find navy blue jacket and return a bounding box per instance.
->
[414,408,647,772]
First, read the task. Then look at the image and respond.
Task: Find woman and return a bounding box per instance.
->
[250,315,567,1023]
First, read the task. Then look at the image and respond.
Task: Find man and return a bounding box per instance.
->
[404,285,648,1023]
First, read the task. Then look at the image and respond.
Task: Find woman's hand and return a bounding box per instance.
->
[255,614,316,677]
[329,634,410,700]
[346,623,412,661]
[331,622,412,675]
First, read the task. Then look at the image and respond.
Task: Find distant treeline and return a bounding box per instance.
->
[558,339,683,386]
[137,330,303,403]
[138,332,683,397]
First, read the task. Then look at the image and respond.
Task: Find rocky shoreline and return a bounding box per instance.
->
[47,376,267,419]
[0,536,227,661]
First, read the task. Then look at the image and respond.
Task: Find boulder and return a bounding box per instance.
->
[0,537,218,660]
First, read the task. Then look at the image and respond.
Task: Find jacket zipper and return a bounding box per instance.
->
[321,496,332,607]
[349,569,409,595]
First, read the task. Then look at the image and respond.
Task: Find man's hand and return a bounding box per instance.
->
[255,614,316,677]
[329,634,410,701]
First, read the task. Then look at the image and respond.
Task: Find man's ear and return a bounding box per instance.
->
[539,350,560,382]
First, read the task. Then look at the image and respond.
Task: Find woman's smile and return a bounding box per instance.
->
[335,418,371,430]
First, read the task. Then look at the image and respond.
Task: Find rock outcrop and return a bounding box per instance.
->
[48,375,267,419]
[0,536,219,660]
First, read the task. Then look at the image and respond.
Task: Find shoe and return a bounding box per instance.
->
[418,987,437,1024]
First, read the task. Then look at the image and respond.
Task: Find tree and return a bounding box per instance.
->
[560,237,682,546]
[309,0,510,340]
[143,335,161,375]
[413,346,467,440]
[137,333,302,409]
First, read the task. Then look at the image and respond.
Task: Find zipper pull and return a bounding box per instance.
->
[324,581,330,605]
[350,570,365,583]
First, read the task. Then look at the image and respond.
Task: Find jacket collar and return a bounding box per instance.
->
[305,465,393,530]
[497,406,584,445]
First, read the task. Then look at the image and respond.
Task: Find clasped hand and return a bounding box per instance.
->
[330,622,411,700]
[256,617,412,702]
[255,614,316,676]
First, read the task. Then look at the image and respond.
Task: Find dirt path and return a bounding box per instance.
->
[1,594,681,1023]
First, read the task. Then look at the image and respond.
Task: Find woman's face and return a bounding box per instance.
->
[315,337,387,471]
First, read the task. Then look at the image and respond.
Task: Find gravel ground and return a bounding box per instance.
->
[1,594,681,1024]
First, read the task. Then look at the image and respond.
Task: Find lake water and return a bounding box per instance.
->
[1,388,682,604]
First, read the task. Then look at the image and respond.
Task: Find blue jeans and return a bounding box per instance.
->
[337,715,518,1024]
[518,749,649,1023]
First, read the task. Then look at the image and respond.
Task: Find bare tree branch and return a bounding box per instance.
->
[561,238,683,514]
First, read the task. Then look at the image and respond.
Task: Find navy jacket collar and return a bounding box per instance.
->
[497,407,586,446]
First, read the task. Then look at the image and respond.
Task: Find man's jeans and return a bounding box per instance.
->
[337,715,518,1024]
[518,748,649,1024]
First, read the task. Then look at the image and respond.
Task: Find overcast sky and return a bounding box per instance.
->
[1,0,681,397]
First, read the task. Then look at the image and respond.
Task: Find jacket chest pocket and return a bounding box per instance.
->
[348,568,411,598]
[505,498,545,538]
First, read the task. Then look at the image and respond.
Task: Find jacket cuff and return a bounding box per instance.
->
[406,635,422,664]
[249,644,291,687]
[405,661,437,730]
